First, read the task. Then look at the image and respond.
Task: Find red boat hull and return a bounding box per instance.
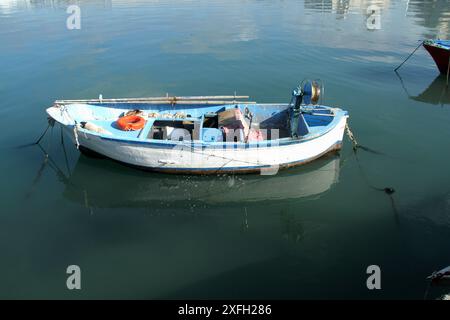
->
[423,43,450,74]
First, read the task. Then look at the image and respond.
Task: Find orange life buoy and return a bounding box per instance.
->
[116,115,146,131]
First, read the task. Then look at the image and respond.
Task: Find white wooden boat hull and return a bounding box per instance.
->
[61,115,347,174]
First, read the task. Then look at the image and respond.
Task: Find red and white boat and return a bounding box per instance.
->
[423,39,450,74]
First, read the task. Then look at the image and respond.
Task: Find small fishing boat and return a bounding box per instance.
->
[440,294,450,300]
[423,39,450,74]
[427,265,450,283]
[46,82,349,174]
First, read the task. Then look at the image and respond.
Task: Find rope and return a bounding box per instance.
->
[345,123,385,155]
[30,117,55,146]
[60,124,72,175]
[345,122,358,150]
[395,70,413,97]
[73,123,80,149]
[35,123,51,145]
[24,155,48,199]
[344,122,398,219]
[36,143,70,185]
[394,40,424,71]
[23,118,74,198]
[423,278,433,300]
[17,117,56,149]
[47,125,54,155]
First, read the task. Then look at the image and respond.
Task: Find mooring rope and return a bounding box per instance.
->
[60,124,72,175]
[345,123,358,150]
[394,40,424,71]
[36,123,51,145]
[73,123,80,149]
[423,278,433,300]
[25,154,48,199]
[345,123,385,155]
[22,117,73,199]
[345,123,398,220]
[47,125,54,155]
[36,143,70,184]
[17,117,56,149]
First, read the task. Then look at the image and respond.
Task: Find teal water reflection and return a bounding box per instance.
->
[1,0,450,299]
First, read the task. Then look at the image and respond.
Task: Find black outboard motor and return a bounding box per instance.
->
[289,86,304,138]
[293,86,303,111]
[289,80,323,138]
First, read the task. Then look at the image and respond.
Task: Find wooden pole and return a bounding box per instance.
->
[55,95,250,104]
[55,100,256,105]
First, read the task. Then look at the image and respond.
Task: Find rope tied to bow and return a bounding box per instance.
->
[73,122,80,149]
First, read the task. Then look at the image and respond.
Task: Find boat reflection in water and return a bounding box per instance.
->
[63,153,341,209]
[410,75,450,106]
[397,73,450,107]
[58,152,342,298]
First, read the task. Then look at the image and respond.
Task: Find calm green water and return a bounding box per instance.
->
[1,0,450,299]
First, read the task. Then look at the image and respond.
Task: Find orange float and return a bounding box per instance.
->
[116,115,146,131]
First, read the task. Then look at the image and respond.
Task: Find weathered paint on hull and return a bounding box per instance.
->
[142,143,343,174]
[79,142,342,174]
[424,43,450,74]
[64,115,347,175]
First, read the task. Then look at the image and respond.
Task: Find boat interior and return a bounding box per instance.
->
[431,40,450,49]
[52,102,339,143]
